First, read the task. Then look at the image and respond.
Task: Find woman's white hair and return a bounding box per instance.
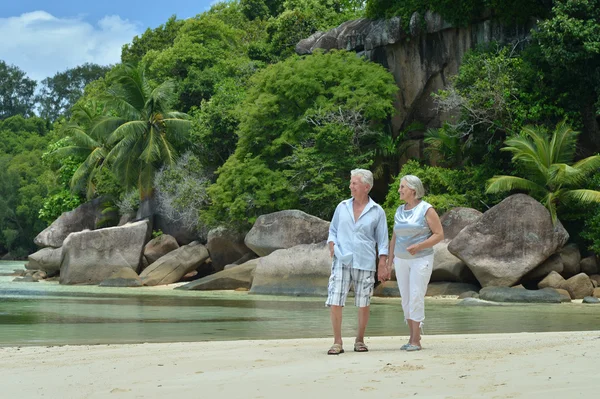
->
[351,169,373,191]
[400,174,425,199]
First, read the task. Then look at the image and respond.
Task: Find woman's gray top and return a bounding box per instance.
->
[393,200,434,259]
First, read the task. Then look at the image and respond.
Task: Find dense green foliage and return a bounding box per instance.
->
[365,0,552,28]
[36,64,111,122]
[0,116,55,257]
[4,0,600,258]
[0,61,37,119]
[206,49,398,227]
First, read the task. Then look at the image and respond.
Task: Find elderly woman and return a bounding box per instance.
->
[380,175,443,352]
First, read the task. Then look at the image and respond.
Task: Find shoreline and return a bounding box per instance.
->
[1,331,599,398]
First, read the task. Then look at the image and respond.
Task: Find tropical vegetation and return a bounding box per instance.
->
[2,0,600,258]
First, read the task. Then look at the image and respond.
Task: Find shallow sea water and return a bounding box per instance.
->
[1,261,599,346]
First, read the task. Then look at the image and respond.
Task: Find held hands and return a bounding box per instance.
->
[378,257,391,281]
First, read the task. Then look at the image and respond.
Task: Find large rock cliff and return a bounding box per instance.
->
[297,12,533,138]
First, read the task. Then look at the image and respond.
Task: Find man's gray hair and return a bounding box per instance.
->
[351,169,373,190]
[400,174,425,199]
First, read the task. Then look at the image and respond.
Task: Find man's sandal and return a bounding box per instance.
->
[327,343,344,355]
[354,342,369,352]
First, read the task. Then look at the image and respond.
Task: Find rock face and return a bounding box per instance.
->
[59,220,149,285]
[177,260,258,291]
[206,227,252,272]
[439,207,482,241]
[26,247,63,274]
[430,241,476,283]
[580,256,599,275]
[296,13,533,133]
[448,194,569,287]
[34,197,105,248]
[139,241,210,286]
[250,243,331,296]
[478,286,562,303]
[143,234,179,265]
[521,254,564,283]
[558,244,581,278]
[244,210,330,257]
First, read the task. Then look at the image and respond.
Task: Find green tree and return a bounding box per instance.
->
[121,15,185,65]
[534,0,600,152]
[0,60,36,119]
[143,14,249,111]
[189,78,246,169]
[486,120,600,223]
[0,116,53,256]
[48,102,110,199]
[207,50,398,226]
[102,64,192,200]
[36,63,111,122]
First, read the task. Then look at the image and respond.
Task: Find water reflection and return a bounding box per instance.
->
[1,261,599,346]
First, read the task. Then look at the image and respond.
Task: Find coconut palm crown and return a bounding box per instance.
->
[101,64,191,200]
[486,120,600,224]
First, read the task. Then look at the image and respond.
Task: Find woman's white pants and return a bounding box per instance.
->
[394,254,434,325]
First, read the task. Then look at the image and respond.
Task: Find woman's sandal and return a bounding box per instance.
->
[405,344,422,352]
[354,342,369,352]
[400,343,411,350]
[327,343,344,355]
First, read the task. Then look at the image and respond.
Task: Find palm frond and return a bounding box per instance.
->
[503,133,548,177]
[485,175,546,196]
[549,119,578,164]
[561,189,600,204]
[148,80,177,113]
[572,154,600,176]
[108,120,147,145]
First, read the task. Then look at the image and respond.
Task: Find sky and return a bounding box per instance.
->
[0,0,217,82]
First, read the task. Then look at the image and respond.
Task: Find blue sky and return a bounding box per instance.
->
[0,0,217,82]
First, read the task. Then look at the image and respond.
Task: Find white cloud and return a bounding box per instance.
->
[0,11,141,82]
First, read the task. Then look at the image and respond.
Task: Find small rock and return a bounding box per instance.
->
[457,291,479,299]
[582,296,600,304]
[12,276,37,283]
[552,288,572,303]
[32,270,48,280]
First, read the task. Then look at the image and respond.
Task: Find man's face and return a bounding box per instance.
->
[349,175,369,198]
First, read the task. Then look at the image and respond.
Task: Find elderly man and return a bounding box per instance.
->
[326,169,389,355]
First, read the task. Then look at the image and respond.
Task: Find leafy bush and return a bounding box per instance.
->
[206,49,398,227]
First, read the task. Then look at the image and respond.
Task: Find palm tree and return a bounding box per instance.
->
[486,120,600,224]
[101,64,191,201]
[51,101,113,199]
[423,123,467,168]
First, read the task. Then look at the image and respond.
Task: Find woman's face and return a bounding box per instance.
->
[398,180,416,201]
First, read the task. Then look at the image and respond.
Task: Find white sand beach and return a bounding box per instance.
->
[1,331,598,399]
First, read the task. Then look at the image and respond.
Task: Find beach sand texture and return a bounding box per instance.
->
[1,331,599,398]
